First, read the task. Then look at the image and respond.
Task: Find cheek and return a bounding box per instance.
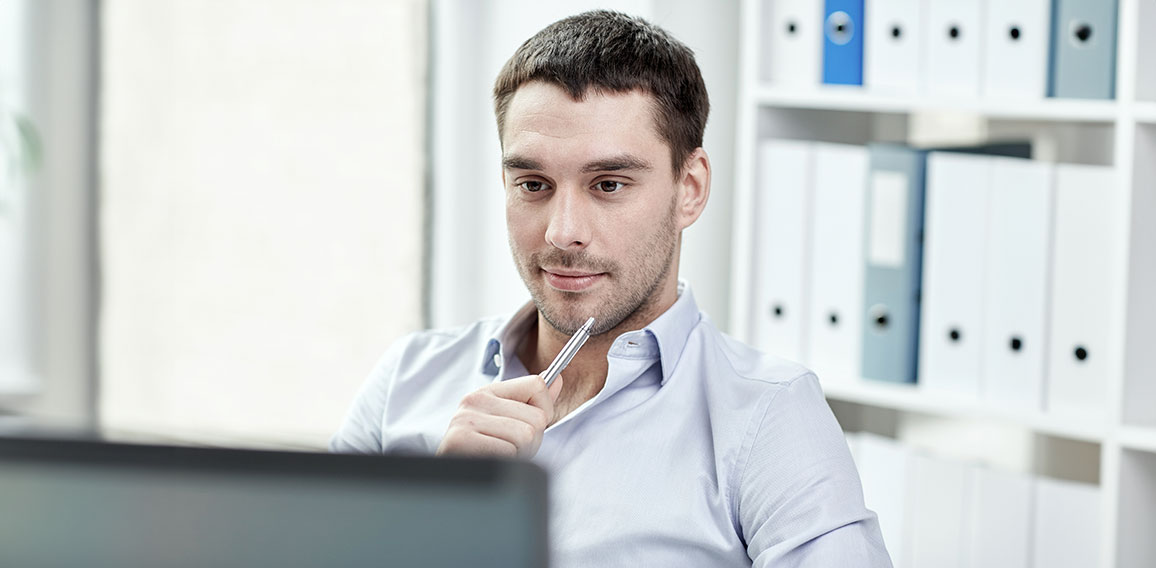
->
[506,202,544,248]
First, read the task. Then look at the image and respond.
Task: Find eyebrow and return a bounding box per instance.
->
[502,155,543,171]
[580,155,653,173]
[501,153,654,173]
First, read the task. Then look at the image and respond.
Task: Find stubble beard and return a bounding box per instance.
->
[512,198,680,337]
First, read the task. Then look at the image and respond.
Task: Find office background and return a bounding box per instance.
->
[0,0,1154,566]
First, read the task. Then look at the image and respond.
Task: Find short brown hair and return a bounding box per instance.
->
[492,10,710,175]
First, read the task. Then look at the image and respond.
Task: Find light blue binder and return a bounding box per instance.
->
[822,0,865,85]
[861,145,926,384]
[1048,0,1118,99]
[860,143,1032,384]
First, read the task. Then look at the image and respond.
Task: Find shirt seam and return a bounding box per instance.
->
[728,371,814,538]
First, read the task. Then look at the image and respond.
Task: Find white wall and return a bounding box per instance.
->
[429,0,739,330]
[100,0,427,448]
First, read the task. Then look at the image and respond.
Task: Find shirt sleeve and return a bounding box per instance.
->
[736,373,893,567]
[328,336,411,454]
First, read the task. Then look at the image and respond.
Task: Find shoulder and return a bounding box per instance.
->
[687,320,832,459]
[329,315,508,454]
[690,318,817,398]
[354,314,509,409]
[377,315,507,374]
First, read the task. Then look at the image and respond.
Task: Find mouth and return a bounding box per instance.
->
[541,268,606,292]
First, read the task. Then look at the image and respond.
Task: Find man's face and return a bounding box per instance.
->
[501,82,683,336]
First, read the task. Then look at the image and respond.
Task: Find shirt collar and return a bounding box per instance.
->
[641,280,701,385]
[481,301,538,376]
[480,280,702,386]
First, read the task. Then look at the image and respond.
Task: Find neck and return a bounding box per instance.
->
[517,275,680,410]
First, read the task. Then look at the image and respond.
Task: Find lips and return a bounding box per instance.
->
[542,268,605,292]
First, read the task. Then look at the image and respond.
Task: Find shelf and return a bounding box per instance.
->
[753,87,1120,123]
[1135,102,1156,125]
[1119,426,1156,453]
[821,378,1108,444]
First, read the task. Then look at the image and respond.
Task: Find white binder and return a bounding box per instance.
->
[762,0,824,87]
[919,153,991,397]
[905,454,972,567]
[1047,164,1122,420]
[924,0,984,96]
[981,0,1051,98]
[806,142,868,382]
[981,157,1054,411]
[1033,477,1101,568]
[752,140,812,362]
[864,0,924,94]
[968,467,1033,568]
[854,433,910,565]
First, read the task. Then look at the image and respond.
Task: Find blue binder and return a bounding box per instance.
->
[861,145,926,384]
[823,0,865,85]
[1048,0,1118,99]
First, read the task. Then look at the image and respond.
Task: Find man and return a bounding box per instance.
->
[332,10,890,567]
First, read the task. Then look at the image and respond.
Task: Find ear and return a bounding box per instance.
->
[674,148,711,230]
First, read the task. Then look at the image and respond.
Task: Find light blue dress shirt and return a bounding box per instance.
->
[331,283,891,567]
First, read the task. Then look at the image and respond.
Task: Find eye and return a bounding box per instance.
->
[596,180,625,193]
[518,180,549,192]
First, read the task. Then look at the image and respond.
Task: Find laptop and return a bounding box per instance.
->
[0,435,548,567]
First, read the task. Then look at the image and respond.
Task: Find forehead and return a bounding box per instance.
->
[501,82,668,169]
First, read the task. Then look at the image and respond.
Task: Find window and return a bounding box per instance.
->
[100,0,427,448]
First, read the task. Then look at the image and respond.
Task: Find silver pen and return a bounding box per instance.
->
[540,317,595,387]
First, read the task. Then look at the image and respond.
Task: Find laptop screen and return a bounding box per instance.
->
[0,436,548,567]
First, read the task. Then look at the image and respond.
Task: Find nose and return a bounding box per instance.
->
[544,184,593,251]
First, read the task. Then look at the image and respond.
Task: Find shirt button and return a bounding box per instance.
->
[493,353,503,368]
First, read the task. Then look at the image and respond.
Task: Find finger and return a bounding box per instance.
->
[489,374,551,404]
[457,412,541,456]
[487,375,555,424]
[437,429,517,457]
[547,374,564,403]
[459,390,550,432]
[524,376,557,418]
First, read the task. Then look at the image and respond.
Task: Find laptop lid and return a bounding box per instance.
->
[0,436,548,567]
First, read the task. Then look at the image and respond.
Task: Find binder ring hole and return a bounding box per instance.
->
[868,305,889,330]
[772,304,785,318]
[1010,336,1023,352]
[1071,22,1093,45]
[948,24,961,40]
[1074,346,1089,361]
[891,25,902,40]
[786,20,797,35]
[825,11,854,46]
[828,312,839,326]
[948,328,961,342]
[1009,26,1021,41]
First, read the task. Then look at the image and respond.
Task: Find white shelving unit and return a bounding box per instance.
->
[1134,101,1156,124]
[754,87,1121,123]
[730,1,1155,566]
[821,379,1108,445]
[1119,427,1156,455]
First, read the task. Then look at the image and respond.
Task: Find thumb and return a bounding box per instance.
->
[547,374,564,403]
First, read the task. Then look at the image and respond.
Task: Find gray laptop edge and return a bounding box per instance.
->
[0,435,549,568]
